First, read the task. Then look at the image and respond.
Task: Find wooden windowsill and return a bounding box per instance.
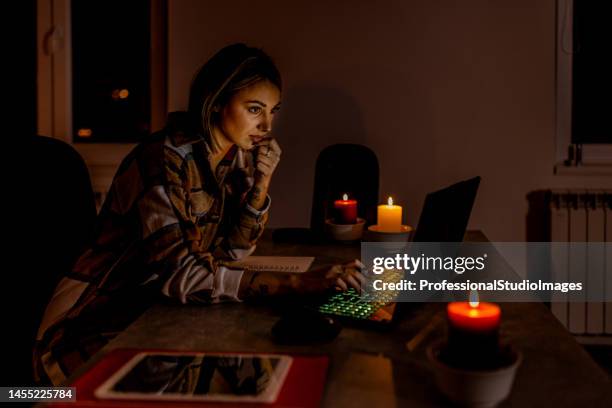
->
[554,163,612,176]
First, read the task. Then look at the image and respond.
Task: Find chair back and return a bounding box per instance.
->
[310,144,379,234]
[10,136,97,385]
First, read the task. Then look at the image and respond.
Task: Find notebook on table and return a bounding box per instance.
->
[314,176,481,327]
[233,256,314,273]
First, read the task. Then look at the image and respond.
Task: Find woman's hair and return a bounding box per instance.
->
[188,43,282,150]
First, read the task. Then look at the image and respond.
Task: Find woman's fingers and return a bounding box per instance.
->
[332,266,366,293]
[268,138,282,156]
[342,260,367,288]
[255,139,281,177]
[352,270,367,286]
[344,259,366,273]
[344,274,362,292]
[256,138,282,157]
[256,161,273,175]
[256,151,279,166]
[335,277,348,291]
[317,263,368,293]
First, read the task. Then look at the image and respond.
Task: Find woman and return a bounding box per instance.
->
[34,43,364,385]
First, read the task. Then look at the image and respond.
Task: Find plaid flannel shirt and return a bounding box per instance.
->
[34,112,269,384]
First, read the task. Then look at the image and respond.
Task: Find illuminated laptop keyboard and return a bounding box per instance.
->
[317,269,403,323]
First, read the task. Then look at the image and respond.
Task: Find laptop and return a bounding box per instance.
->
[413,176,481,243]
[315,176,481,327]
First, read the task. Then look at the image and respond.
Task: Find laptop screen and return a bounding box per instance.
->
[413,176,481,243]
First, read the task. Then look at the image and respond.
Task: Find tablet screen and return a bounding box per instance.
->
[95,352,292,403]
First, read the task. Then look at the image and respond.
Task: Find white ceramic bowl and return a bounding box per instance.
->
[364,224,413,242]
[427,341,522,408]
[324,218,366,241]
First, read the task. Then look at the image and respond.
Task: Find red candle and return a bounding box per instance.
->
[333,194,358,224]
[447,301,501,332]
[445,293,501,369]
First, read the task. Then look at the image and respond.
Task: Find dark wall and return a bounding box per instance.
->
[11,0,37,136]
[167,0,612,242]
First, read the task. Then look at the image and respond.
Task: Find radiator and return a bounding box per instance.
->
[527,190,612,335]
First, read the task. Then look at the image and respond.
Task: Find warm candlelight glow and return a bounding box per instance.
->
[388,196,393,206]
[447,301,501,332]
[112,88,130,100]
[343,193,348,201]
[77,128,92,138]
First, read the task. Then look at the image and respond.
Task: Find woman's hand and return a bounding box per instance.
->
[254,138,281,185]
[296,260,366,294]
[238,259,367,299]
[247,138,281,211]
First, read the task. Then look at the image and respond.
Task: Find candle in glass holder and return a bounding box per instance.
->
[377,196,402,232]
[333,194,358,224]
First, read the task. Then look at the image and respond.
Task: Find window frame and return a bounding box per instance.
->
[36,0,167,195]
[555,0,612,173]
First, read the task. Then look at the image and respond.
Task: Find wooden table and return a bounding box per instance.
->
[66,230,611,407]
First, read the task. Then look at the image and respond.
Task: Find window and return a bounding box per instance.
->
[37,0,166,196]
[72,0,152,143]
[555,0,612,170]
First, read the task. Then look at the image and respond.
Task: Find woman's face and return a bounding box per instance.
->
[215,80,281,151]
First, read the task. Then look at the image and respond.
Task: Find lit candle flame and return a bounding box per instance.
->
[469,290,479,308]
[388,196,394,206]
[343,194,348,201]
